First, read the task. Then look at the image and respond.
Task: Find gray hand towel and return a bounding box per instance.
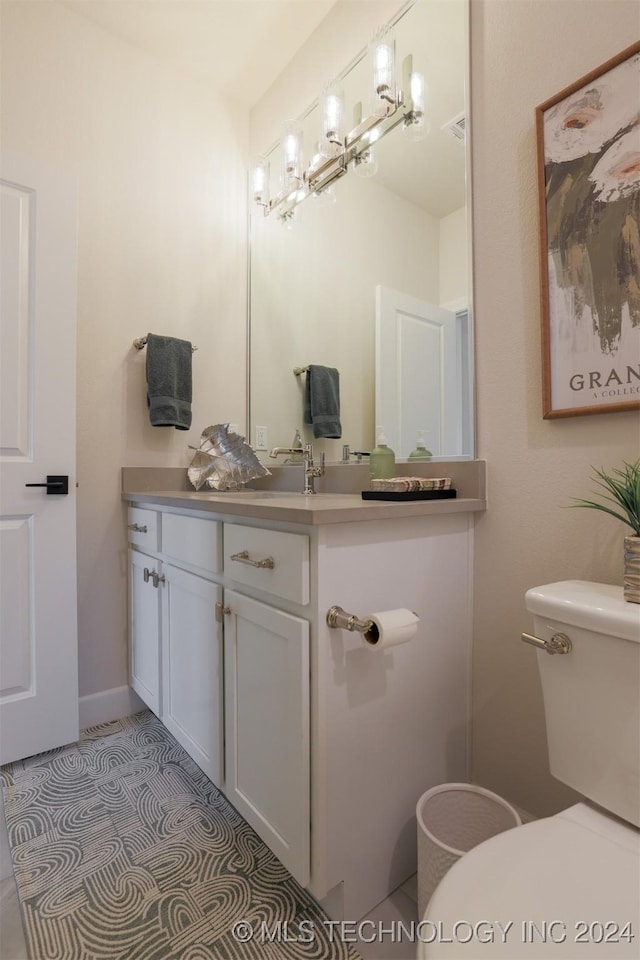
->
[303,364,342,439]
[146,333,192,430]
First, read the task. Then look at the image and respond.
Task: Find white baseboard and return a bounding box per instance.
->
[79,685,145,731]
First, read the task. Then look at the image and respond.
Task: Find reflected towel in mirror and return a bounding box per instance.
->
[303,364,341,438]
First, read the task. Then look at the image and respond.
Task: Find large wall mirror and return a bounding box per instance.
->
[249,0,473,462]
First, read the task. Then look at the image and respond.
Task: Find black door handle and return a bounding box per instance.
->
[25,475,69,495]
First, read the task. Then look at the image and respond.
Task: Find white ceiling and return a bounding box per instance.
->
[61,0,338,107]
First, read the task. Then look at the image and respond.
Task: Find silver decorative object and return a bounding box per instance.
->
[187,424,271,491]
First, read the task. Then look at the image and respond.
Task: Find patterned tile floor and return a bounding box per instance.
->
[1,712,419,960]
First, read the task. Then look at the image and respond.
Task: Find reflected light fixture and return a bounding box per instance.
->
[369,26,396,115]
[403,68,429,141]
[252,155,270,207]
[353,145,378,178]
[352,102,379,178]
[321,80,345,158]
[252,22,429,222]
[281,120,303,192]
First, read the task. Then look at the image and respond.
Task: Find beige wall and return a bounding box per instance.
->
[470,0,640,817]
[1,1,248,699]
[440,205,468,307]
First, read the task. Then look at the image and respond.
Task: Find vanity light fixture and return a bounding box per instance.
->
[251,28,427,222]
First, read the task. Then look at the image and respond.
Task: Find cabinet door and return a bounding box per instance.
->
[224,589,310,885]
[129,549,161,715]
[162,564,223,786]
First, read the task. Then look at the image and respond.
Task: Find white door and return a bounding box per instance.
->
[224,590,310,885]
[375,286,460,458]
[0,150,79,765]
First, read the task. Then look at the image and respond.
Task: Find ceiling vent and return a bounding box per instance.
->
[442,113,466,143]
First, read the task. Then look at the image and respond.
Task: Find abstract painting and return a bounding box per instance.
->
[536,42,640,418]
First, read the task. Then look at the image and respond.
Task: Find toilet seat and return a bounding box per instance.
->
[419,804,640,958]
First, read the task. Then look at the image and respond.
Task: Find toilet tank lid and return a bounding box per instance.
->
[525,580,640,644]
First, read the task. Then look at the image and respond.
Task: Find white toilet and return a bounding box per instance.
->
[419,580,640,958]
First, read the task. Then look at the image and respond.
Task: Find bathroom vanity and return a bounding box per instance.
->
[123,466,485,921]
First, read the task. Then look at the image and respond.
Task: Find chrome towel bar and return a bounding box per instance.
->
[133,336,198,352]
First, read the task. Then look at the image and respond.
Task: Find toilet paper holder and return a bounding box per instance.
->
[326,605,374,634]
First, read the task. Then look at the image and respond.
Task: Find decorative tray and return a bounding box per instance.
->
[361,489,457,501]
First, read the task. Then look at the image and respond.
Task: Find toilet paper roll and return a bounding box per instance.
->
[362,608,419,649]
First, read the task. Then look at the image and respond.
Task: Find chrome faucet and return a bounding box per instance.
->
[269,442,325,495]
[342,444,370,464]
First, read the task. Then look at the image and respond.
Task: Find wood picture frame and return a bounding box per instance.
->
[535,42,640,419]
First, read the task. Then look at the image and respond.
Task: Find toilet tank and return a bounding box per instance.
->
[525,580,640,827]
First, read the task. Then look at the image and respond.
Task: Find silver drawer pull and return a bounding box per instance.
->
[230,549,275,570]
[521,631,572,655]
[128,523,148,533]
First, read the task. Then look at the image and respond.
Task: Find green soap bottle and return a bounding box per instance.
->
[409,430,432,460]
[370,426,396,480]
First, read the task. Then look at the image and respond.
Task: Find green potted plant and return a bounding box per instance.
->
[571,459,640,603]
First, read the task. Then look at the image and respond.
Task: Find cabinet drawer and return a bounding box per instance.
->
[224,524,309,605]
[128,507,159,552]
[161,512,221,574]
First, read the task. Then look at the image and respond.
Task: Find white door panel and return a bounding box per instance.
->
[0,151,78,764]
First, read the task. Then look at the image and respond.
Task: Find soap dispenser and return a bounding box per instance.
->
[370,426,396,480]
[408,430,432,460]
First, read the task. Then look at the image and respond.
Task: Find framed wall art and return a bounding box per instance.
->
[536,42,640,418]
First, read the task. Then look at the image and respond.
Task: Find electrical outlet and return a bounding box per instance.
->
[255,426,268,450]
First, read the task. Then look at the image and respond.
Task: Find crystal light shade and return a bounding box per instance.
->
[252,156,270,206]
[281,120,303,192]
[369,26,396,115]
[403,71,429,141]
[353,145,378,178]
[320,80,345,158]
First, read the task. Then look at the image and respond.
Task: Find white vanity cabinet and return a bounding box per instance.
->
[126,492,476,922]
